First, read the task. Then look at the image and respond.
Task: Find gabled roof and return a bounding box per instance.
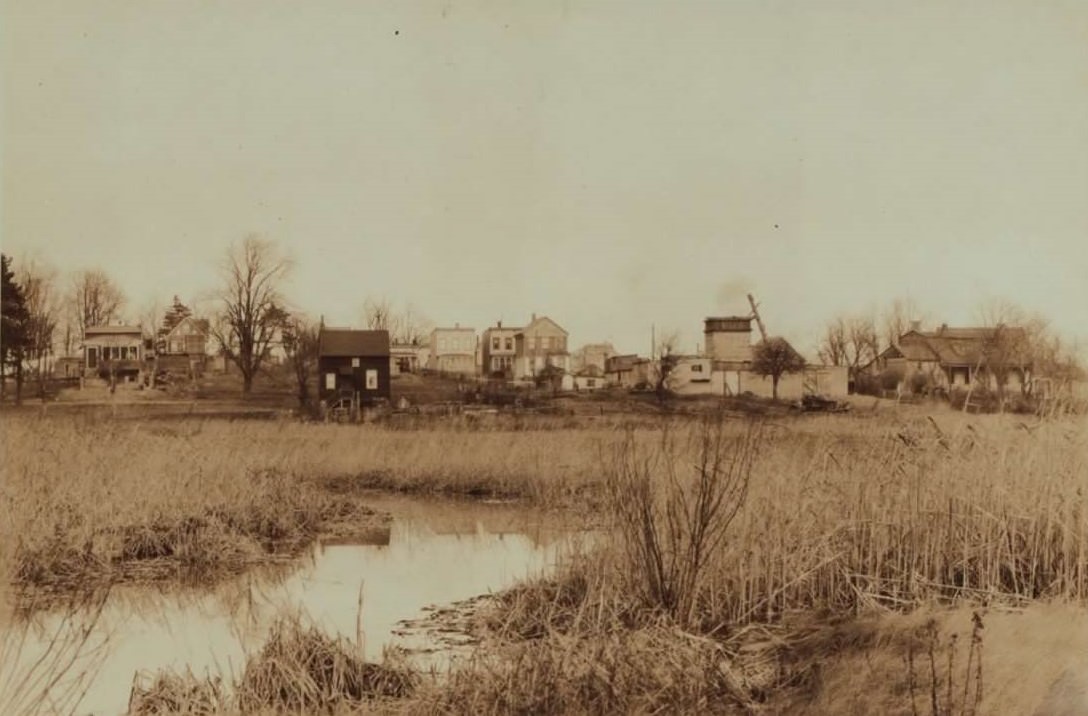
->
[895,326,1031,368]
[318,329,390,357]
[894,333,942,362]
[85,325,142,336]
[163,316,210,338]
[515,316,567,336]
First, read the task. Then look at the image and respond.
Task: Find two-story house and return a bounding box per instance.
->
[481,321,520,378]
[428,325,477,376]
[512,314,570,380]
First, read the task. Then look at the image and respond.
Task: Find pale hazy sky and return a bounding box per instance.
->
[3,0,1086,357]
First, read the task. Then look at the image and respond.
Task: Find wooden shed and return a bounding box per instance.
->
[317,328,391,405]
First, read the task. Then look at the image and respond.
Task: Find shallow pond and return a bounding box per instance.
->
[4,493,592,716]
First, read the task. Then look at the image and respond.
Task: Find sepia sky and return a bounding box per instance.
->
[3,0,1086,357]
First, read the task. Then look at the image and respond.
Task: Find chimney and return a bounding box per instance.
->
[455,322,460,329]
[531,312,537,322]
[497,320,502,329]
[940,323,948,334]
[909,319,921,333]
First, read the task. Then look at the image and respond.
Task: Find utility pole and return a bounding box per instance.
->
[747,294,768,342]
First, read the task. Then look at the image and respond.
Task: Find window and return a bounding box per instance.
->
[88,347,98,368]
[325,373,336,390]
[365,369,378,390]
[505,338,513,350]
[691,363,704,373]
[352,357,360,368]
[587,379,596,388]
[492,337,500,350]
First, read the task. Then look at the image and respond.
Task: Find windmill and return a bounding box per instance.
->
[747,294,768,342]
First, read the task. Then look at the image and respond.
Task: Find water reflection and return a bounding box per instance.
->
[5,493,589,716]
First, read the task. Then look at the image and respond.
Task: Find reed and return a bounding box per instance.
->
[126,614,416,715]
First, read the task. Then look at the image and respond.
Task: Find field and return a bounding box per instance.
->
[1,400,1086,714]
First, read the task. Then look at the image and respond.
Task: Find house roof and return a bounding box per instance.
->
[163,316,210,337]
[432,326,476,333]
[893,333,941,362]
[318,329,390,357]
[894,326,1031,368]
[85,325,142,336]
[606,354,640,371]
[515,316,567,336]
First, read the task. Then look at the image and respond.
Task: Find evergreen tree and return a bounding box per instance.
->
[156,296,193,350]
[1,254,31,403]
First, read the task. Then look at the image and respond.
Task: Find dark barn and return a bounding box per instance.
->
[317,328,391,405]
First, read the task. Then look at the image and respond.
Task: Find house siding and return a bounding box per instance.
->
[317,355,390,404]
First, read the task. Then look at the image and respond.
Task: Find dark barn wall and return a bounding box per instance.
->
[318,355,390,404]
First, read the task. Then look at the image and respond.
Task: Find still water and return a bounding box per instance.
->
[7,493,590,716]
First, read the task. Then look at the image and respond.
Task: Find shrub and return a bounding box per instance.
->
[853,372,881,396]
[879,368,904,391]
[909,371,931,395]
[604,412,764,628]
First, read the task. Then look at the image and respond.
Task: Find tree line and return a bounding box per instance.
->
[814,297,1085,400]
[1,236,437,405]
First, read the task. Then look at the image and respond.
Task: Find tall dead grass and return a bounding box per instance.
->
[127,613,416,715]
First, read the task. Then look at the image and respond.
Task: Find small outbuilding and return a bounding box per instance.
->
[317,328,391,405]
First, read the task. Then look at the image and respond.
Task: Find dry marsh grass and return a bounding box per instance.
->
[127,614,416,715]
[2,408,1086,713]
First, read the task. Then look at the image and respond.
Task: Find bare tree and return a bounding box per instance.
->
[817,317,849,367]
[847,315,880,370]
[751,336,806,400]
[881,298,926,350]
[210,236,292,395]
[818,314,878,389]
[69,269,126,334]
[18,258,61,397]
[397,302,434,345]
[281,314,320,408]
[974,299,1050,399]
[362,296,396,333]
[362,296,433,345]
[653,331,681,402]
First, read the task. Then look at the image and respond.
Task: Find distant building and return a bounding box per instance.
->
[868,323,1032,393]
[513,314,570,380]
[159,316,211,356]
[703,316,755,394]
[481,322,520,378]
[390,343,424,375]
[83,325,146,382]
[605,354,649,388]
[666,356,714,395]
[156,316,212,376]
[317,328,391,405]
[429,325,477,376]
[572,364,607,391]
[573,342,616,374]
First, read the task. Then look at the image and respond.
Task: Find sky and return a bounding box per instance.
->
[3,0,1086,358]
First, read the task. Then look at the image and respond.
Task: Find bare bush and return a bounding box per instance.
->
[604,414,764,628]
